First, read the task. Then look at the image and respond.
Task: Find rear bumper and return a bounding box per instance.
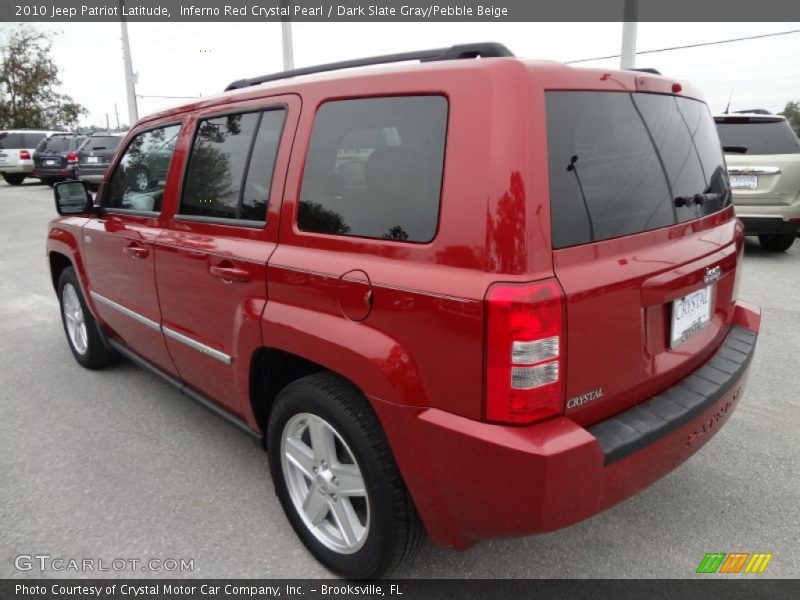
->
[77,170,106,183]
[738,216,800,235]
[33,167,75,180]
[0,163,33,174]
[377,301,760,550]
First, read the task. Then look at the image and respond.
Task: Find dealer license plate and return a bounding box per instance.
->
[670,285,713,348]
[730,174,757,189]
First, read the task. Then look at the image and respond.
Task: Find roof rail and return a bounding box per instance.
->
[224,42,514,91]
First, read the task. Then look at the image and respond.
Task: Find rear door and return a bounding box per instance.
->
[0,132,45,169]
[35,135,78,170]
[154,96,298,416]
[82,121,184,376]
[79,135,122,172]
[546,91,741,425]
[715,116,800,207]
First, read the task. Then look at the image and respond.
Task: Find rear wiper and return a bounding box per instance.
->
[674,192,723,207]
[723,145,748,154]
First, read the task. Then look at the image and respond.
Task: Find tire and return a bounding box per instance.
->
[57,267,119,369]
[2,173,25,185]
[44,179,56,188]
[267,372,424,579]
[758,233,795,252]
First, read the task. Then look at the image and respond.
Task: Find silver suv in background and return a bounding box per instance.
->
[0,130,67,185]
[715,113,800,252]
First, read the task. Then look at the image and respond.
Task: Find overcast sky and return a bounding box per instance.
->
[3,21,798,126]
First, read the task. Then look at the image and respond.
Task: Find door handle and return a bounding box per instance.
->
[123,243,149,259]
[209,265,250,283]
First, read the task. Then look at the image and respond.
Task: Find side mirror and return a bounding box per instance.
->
[54,180,94,216]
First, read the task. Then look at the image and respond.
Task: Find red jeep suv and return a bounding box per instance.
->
[47,43,760,578]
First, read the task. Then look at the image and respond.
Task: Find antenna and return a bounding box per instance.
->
[724,90,734,114]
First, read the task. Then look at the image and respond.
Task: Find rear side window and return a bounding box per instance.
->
[0,132,46,148]
[298,96,448,242]
[715,120,800,155]
[546,92,731,249]
[180,109,286,223]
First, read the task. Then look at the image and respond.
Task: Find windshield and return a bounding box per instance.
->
[715,120,800,155]
[546,92,731,249]
[0,132,47,149]
[81,136,122,151]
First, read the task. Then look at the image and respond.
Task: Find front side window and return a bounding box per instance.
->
[298,96,448,243]
[180,109,285,223]
[105,124,181,212]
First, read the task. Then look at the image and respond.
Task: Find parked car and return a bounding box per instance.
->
[33,133,88,186]
[46,43,760,579]
[0,129,67,185]
[76,133,126,190]
[715,113,800,251]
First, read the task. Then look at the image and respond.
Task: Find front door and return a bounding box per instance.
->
[82,121,184,376]
[155,96,299,417]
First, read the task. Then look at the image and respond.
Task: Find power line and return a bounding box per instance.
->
[565,29,800,64]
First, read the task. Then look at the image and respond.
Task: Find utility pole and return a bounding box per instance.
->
[114,103,120,129]
[620,0,638,69]
[106,113,111,134]
[120,1,139,125]
[280,0,294,70]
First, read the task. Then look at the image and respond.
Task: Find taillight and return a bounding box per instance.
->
[67,152,78,162]
[485,279,566,424]
[19,150,31,160]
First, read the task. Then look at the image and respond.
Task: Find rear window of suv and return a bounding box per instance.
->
[546,92,731,249]
[80,136,122,151]
[715,118,800,155]
[37,136,84,153]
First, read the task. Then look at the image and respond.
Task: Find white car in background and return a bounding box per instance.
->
[715,113,800,252]
[0,129,69,185]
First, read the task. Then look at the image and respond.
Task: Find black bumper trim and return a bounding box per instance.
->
[588,325,757,465]
[739,216,800,235]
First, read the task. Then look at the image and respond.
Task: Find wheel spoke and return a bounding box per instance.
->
[284,436,315,479]
[331,463,365,496]
[308,418,337,465]
[78,324,88,350]
[330,498,361,547]
[302,488,329,525]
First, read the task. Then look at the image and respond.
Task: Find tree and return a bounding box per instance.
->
[781,101,800,136]
[0,25,86,130]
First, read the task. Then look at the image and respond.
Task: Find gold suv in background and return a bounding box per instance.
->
[715,113,800,252]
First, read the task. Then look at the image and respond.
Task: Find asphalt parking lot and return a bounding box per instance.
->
[0,179,798,579]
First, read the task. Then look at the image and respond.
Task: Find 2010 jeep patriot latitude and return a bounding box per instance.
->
[47,43,761,578]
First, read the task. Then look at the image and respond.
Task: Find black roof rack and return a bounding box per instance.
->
[224,42,514,92]
[629,67,662,75]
